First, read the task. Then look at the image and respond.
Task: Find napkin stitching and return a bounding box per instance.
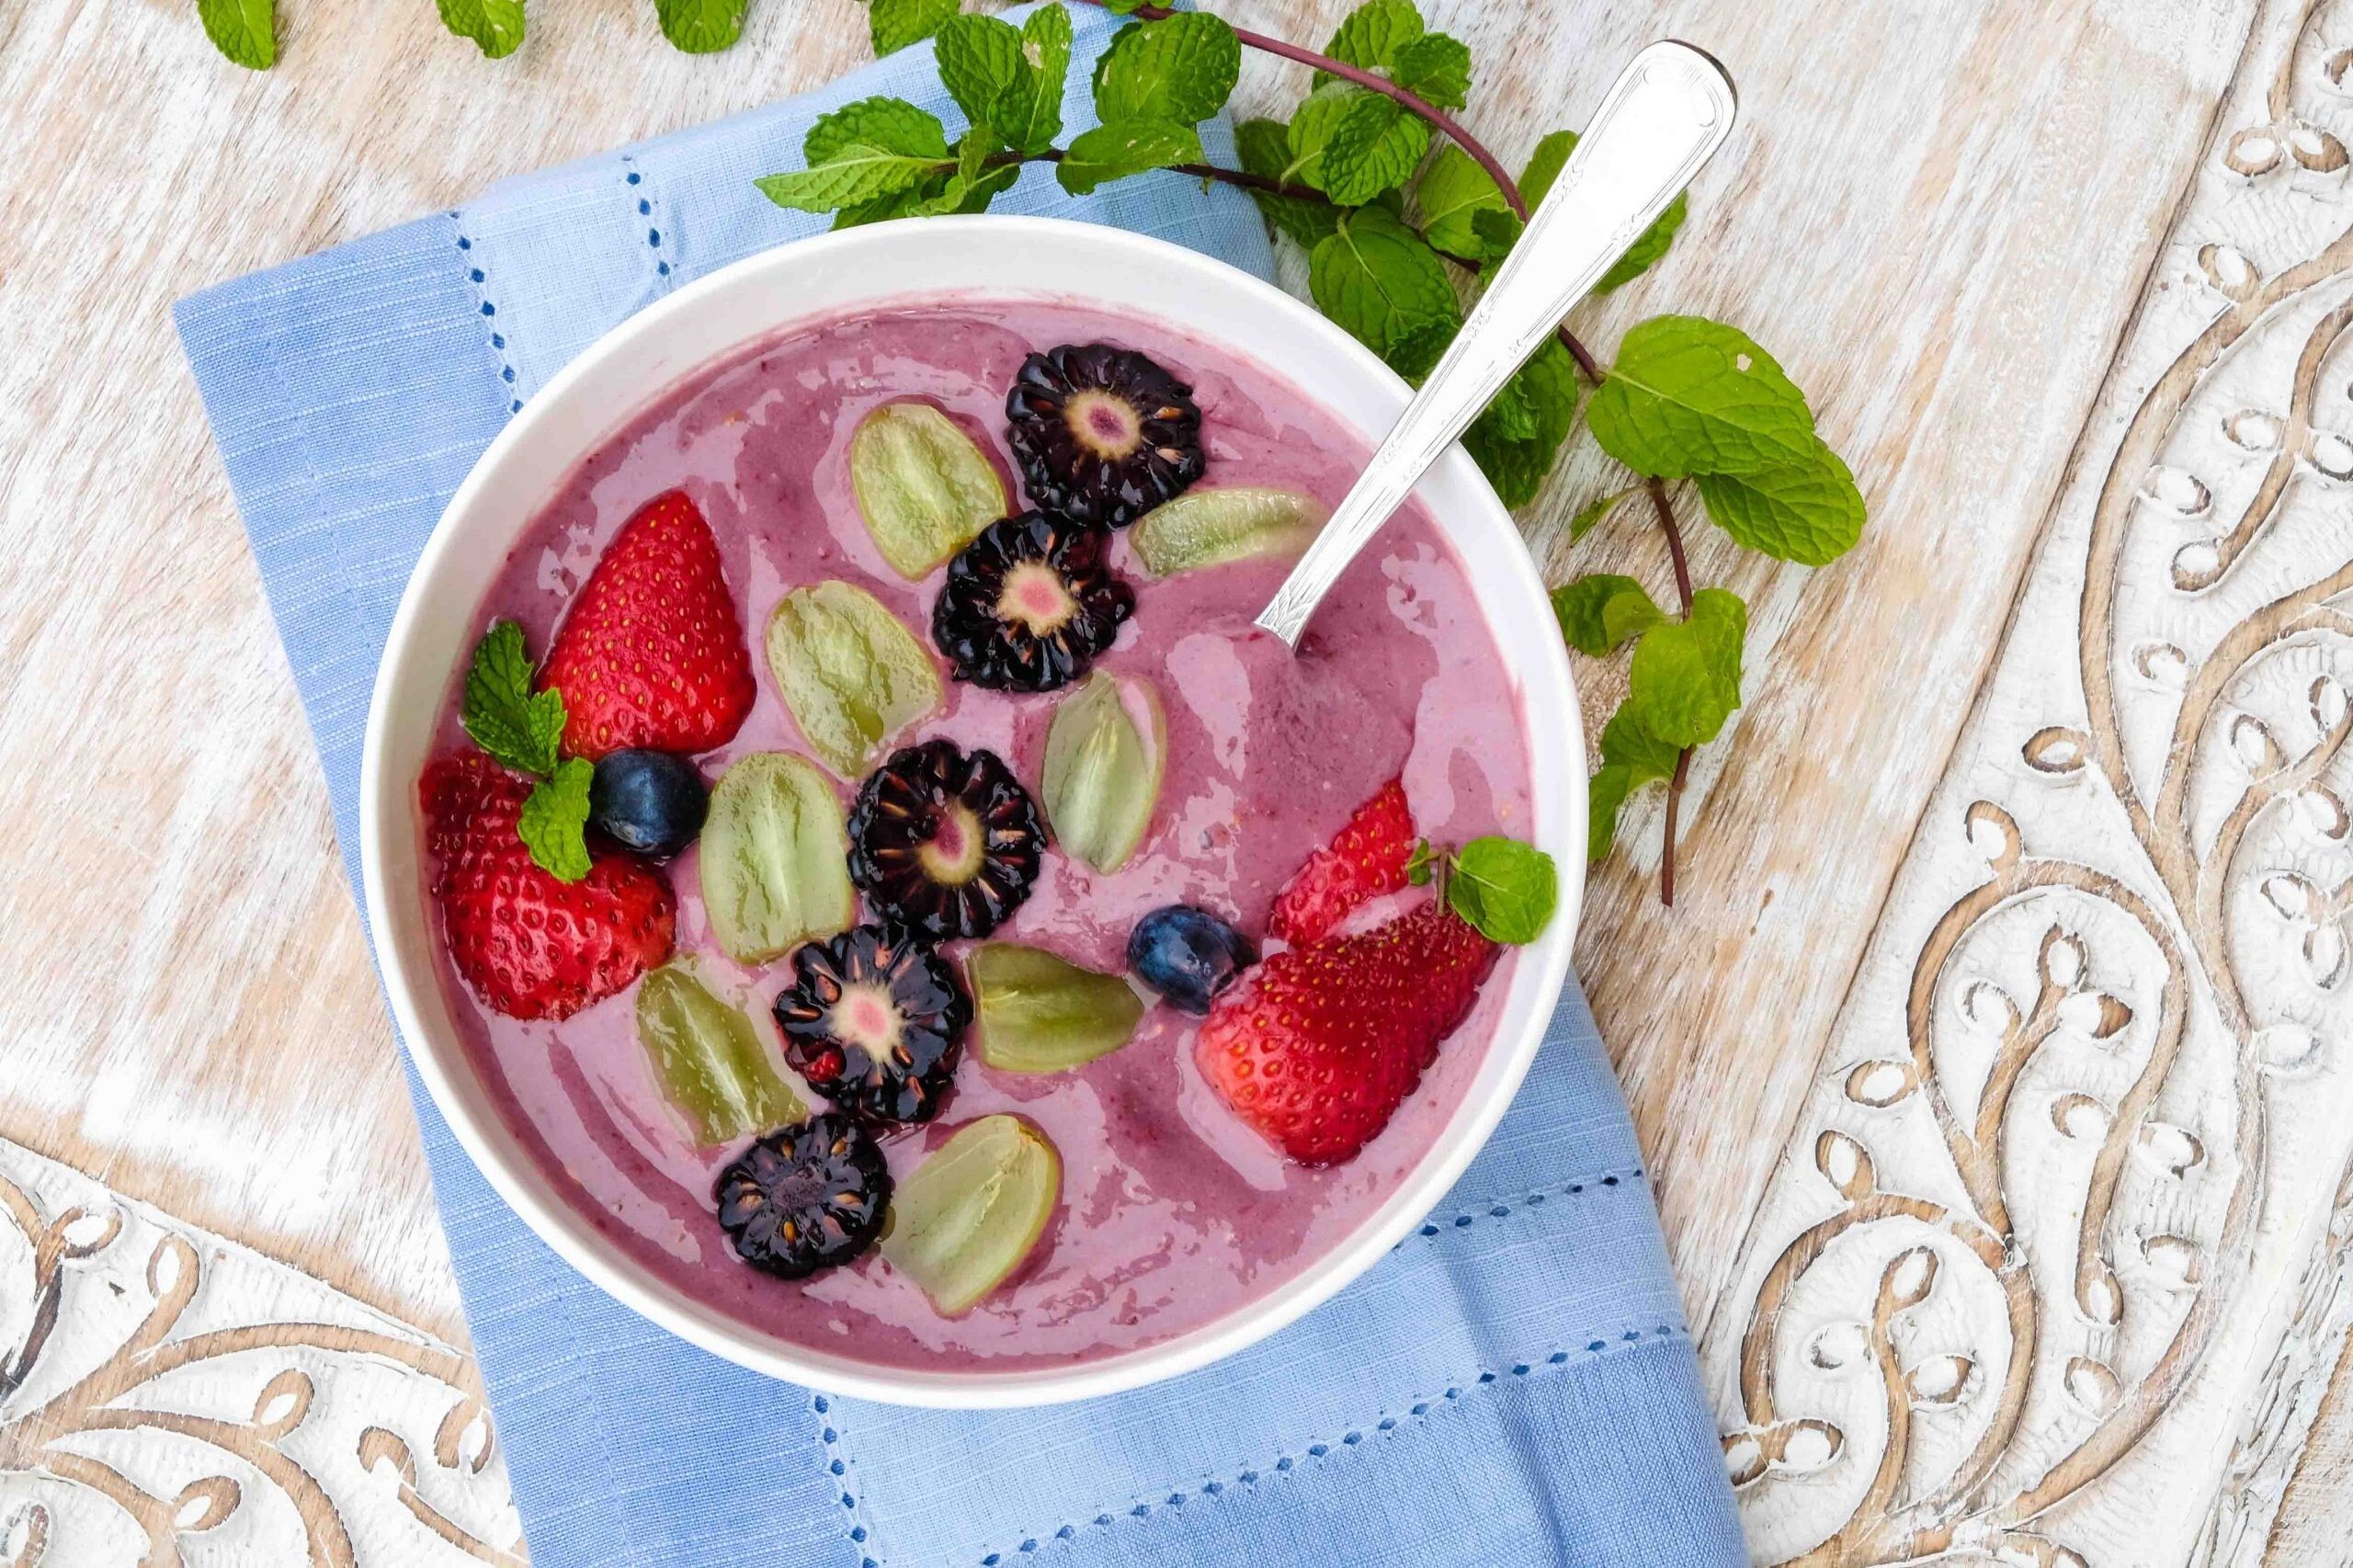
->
[962,1326,1696,1566]
[620,158,677,287]
[811,1392,881,1568]
[1408,1165,1646,1244]
[447,212,525,415]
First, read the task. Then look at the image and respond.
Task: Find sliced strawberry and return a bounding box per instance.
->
[1195,901,1496,1165]
[423,751,676,1020]
[1267,778,1415,946]
[538,490,756,760]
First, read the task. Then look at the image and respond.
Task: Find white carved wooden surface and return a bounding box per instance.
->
[5,0,2348,1563]
[0,1136,521,1567]
[1699,1,2353,1562]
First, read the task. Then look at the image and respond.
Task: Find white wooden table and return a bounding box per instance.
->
[5,0,2350,1562]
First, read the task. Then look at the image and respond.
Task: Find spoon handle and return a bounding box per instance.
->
[1254,40,1738,647]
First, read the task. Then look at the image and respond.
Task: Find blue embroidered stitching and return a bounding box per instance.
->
[1405,1165,1645,1243]
[813,1392,881,1568]
[447,212,523,415]
[968,1325,1694,1565]
[623,157,674,281]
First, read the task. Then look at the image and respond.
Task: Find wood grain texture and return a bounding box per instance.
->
[2,0,2341,1562]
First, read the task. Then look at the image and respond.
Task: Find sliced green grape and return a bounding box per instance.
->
[970,943,1144,1073]
[766,581,943,778]
[1130,487,1328,577]
[1039,671,1165,873]
[881,1115,1060,1316]
[850,402,1008,579]
[635,962,806,1145]
[699,752,856,963]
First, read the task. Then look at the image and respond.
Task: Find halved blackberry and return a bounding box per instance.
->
[773,923,972,1122]
[847,741,1045,939]
[713,1114,891,1278]
[932,512,1134,692]
[1006,344,1205,527]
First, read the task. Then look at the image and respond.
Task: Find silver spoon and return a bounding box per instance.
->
[1255,41,1739,646]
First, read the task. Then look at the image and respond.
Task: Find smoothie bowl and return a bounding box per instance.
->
[360,217,1584,1406]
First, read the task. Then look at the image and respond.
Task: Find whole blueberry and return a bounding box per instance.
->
[1127,905,1257,1016]
[588,750,708,858]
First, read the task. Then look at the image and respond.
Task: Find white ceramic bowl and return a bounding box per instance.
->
[359,214,1586,1408]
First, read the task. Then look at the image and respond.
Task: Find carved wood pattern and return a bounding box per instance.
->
[1702,3,2353,1563]
[0,1136,522,1568]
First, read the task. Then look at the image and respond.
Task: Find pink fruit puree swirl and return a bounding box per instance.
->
[426,299,1534,1371]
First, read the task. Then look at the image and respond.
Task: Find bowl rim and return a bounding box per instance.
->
[358,212,1586,1408]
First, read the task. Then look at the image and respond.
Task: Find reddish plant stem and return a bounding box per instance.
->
[995,148,1322,200]
[1645,476,1696,906]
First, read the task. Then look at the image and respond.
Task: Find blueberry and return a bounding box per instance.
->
[589,750,708,858]
[1127,905,1256,1016]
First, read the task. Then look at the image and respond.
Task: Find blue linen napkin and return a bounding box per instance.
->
[175,10,1747,1565]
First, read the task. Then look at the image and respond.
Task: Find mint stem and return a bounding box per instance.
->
[1644,476,1695,907]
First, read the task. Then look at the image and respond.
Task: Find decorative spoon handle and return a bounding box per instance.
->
[1253,40,1738,647]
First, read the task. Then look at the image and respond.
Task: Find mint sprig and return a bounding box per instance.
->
[657,0,751,54]
[438,0,527,58]
[1406,835,1558,944]
[199,0,276,69]
[460,622,595,882]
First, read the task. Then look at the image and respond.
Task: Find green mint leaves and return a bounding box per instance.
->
[460,622,592,881]
[938,6,1074,156]
[757,98,956,212]
[1586,708,1682,861]
[462,621,566,778]
[1308,207,1459,370]
[1551,574,1665,657]
[1407,835,1559,944]
[1092,10,1238,125]
[867,0,956,55]
[1629,587,1745,746]
[518,758,597,883]
[657,0,751,54]
[199,0,277,69]
[438,0,527,58]
[1060,121,1202,194]
[1587,316,1817,478]
[1694,437,1866,565]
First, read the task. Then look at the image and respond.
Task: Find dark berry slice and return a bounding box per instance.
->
[773,922,973,1122]
[588,750,708,858]
[931,512,1133,692]
[712,1114,891,1279]
[847,740,1046,939]
[1006,344,1206,527]
[1128,904,1257,1016]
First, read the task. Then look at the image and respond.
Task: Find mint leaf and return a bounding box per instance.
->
[1551,574,1665,656]
[758,144,950,210]
[1237,118,1337,245]
[831,185,935,229]
[656,0,749,53]
[1471,207,1523,254]
[1518,130,1683,288]
[1007,5,1074,154]
[1092,12,1239,126]
[1385,318,1455,383]
[1520,130,1575,208]
[1416,145,1508,261]
[1695,437,1865,564]
[1317,90,1431,205]
[518,757,595,883]
[1567,485,1641,541]
[1588,316,1817,479]
[1321,0,1422,75]
[461,621,565,778]
[1445,836,1557,943]
[1587,703,1681,861]
[937,13,1025,127]
[1404,837,1438,886]
[1628,587,1745,746]
[199,0,277,67]
[1056,119,1202,195]
[1464,338,1580,506]
[1391,31,1471,109]
[438,0,525,57]
[869,0,956,54]
[1482,375,1539,442]
[1308,206,1460,372]
[804,97,950,163]
[1282,83,1357,188]
[1599,193,1686,292]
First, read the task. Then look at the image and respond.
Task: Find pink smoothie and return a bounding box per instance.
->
[426,297,1534,1371]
